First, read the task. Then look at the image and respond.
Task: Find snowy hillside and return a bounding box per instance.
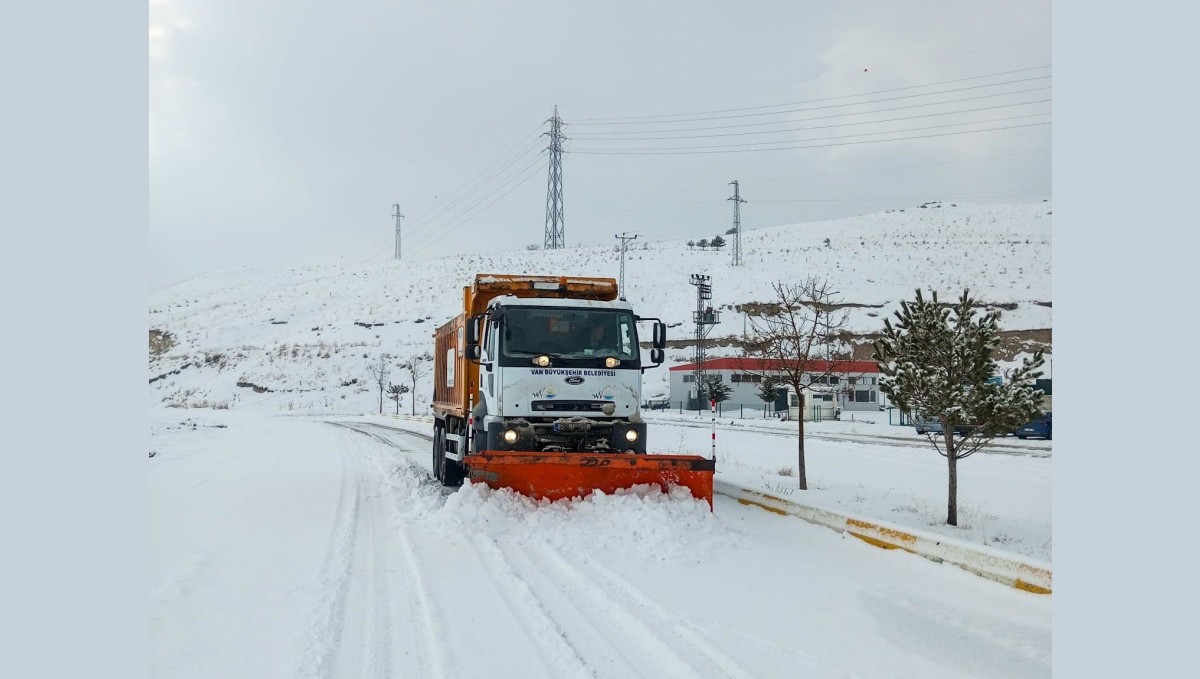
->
[149,201,1051,413]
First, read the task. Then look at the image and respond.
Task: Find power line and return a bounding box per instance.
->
[405,151,549,259]
[377,143,545,259]
[450,149,1049,227]
[571,97,1050,141]
[357,127,547,262]
[572,69,1051,125]
[404,139,544,238]
[557,37,1048,108]
[573,113,1049,152]
[569,121,1049,155]
[574,86,1051,136]
[405,150,547,254]
[403,122,545,229]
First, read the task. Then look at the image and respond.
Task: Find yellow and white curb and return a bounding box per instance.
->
[714,480,1052,594]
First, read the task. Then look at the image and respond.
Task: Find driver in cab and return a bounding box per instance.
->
[583,323,610,356]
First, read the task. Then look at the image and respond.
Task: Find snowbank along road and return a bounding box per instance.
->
[149,411,1052,679]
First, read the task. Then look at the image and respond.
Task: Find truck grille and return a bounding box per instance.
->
[531,400,609,413]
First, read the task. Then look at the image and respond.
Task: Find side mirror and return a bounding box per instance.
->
[465,314,481,346]
[465,313,483,361]
[651,348,664,365]
[653,322,666,349]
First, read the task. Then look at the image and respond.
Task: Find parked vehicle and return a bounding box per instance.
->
[1015,412,1052,440]
[912,415,973,436]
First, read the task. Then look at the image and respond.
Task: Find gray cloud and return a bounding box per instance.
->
[150,0,1050,290]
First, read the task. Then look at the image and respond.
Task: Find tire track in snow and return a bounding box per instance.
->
[533,542,758,679]
[564,553,761,679]
[295,438,358,679]
[299,424,449,679]
[338,423,450,679]
[496,540,720,679]
[391,517,450,679]
[467,535,596,679]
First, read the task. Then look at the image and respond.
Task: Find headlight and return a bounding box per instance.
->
[503,429,518,443]
[605,357,620,368]
[625,429,638,442]
[533,355,551,367]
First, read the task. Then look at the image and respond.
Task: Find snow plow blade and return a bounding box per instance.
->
[463,452,716,508]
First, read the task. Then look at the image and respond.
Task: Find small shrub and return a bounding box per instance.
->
[777,466,795,477]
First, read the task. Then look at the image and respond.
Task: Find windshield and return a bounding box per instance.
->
[500,307,638,362]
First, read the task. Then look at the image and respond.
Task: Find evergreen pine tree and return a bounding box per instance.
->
[711,235,726,249]
[699,376,732,405]
[873,289,1045,525]
[756,374,781,416]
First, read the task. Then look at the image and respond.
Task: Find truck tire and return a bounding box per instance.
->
[435,418,464,487]
[432,423,444,482]
[441,456,464,486]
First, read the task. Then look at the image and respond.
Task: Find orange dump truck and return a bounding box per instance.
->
[431,274,715,506]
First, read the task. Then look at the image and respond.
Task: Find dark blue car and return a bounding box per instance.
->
[1016,412,1052,440]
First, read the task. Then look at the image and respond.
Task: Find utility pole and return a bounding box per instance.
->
[544,106,566,249]
[392,203,404,260]
[614,233,638,299]
[690,274,720,412]
[728,180,745,266]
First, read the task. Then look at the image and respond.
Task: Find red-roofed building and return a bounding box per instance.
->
[667,357,883,413]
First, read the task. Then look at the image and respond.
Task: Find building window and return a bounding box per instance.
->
[813,375,840,385]
[683,374,695,383]
[731,373,741,383]
[851,389,877,403]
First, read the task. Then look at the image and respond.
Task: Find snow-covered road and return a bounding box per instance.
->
[150,411,1051,679]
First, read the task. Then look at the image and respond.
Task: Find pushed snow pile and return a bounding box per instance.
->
[439,481,737,562]
[367,446,740,563]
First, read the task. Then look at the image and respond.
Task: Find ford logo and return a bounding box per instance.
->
[565,376,585,385]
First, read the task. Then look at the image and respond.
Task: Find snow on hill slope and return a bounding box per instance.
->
[149,201,1051,413]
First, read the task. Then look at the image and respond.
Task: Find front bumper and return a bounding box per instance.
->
[485,418,648,453]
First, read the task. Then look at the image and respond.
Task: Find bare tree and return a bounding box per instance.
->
[399,352,433,416]
[387,383,410,415]
[367,353,391,414]
[742,278,851,489]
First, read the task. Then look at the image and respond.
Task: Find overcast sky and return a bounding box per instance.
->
[149,0,1051,290]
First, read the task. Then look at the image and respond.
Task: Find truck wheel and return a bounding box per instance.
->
[441,456,464,486]
[432,424,444,482]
